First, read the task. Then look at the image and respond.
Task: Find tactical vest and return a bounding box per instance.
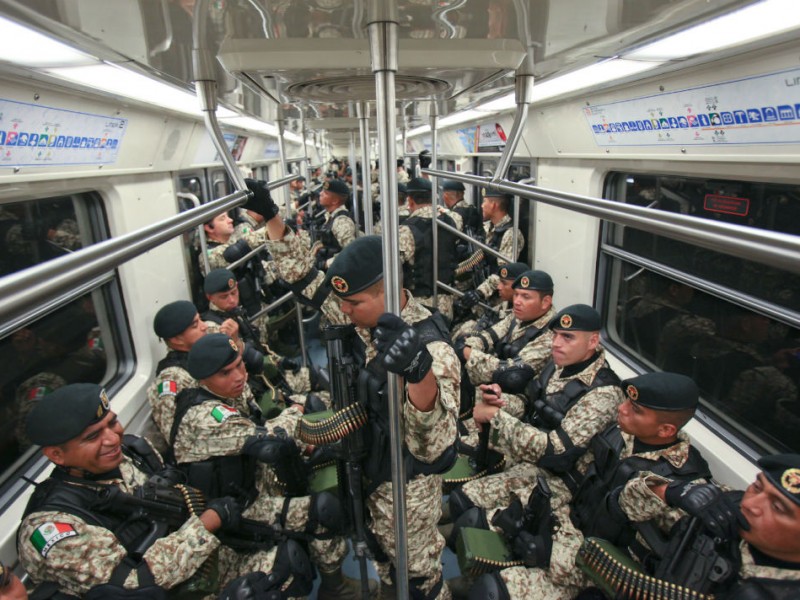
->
[570,424,711,546]
[319,209,352,257]
[169,388,258,503]
[20,438,173,598]
[156,350,189,376]
[357,312,458,493]
[402,212,458,297]
[483,220,512,274]
[495,320,547,360]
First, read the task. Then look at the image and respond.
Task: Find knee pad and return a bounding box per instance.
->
[309,491,344,534]
[468,572,511,600]
[408,575,443,600]
[448,487,475,521]
[450,506,488,548]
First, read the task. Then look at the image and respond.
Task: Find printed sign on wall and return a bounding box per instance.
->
[585,68,800,147]
[0,98,127,166]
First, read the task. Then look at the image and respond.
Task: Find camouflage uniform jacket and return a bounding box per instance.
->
[202,227,267,276]
[171,383,302,465]
[322,205,357,268]
[234,212,262,238]
[464,306,556,386]
[147,350,196,440]
[477,214,524,298]
[265,229,459,464]
[491,348,623,468]
[738,542,800,584]
[18,450,219,596]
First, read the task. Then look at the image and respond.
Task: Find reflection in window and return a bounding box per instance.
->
[603,172,800,454]
[0,196,85,277]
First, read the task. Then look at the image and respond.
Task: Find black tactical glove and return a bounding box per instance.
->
[460,290,483,309]
[279,356,303,373]
[314,255,328,272]
[244,178,280,221]
[206,496,241,532]
[222,239,252,263]
[665,481,749,540]
[241,343,266,373]
[241,429,296,465]
[374,313,433,384]
[218,571,281,600]
[303,393,327,414]
[453,336,469,364]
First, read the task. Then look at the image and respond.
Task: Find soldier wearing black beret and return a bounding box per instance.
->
[261,207,461,597]
[441,179,481,240]
[148,300,209,440]
[316,179,357,271]
[18,382,277,598]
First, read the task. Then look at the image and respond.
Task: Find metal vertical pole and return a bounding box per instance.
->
[295,303,308,368]
[358,101,374,234]
[349,127,361,231]
[300,115,310,180]
[430,103,439,307]
[368,3,408,597]
[276,109,290,218]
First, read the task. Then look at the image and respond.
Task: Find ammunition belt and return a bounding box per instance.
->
[578,537,714,600]
[295,404,368,445]
[455,249,484,276]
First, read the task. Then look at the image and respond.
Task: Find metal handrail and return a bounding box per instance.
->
[0,190,249,326]
[423,169,800,275]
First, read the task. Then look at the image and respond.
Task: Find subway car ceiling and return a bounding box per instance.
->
[0,0,799,182]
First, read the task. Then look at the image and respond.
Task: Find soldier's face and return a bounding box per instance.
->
[46,411,125,474]
[319,190,334,209]
[208,213,234,236]
[616,398,665,442]
[512,289,551,322]
[442,190,457,208]
[340,288,385,329]
[208,286,240,312]
[740,473,800,561]
[498,279,514,302]
[173,314,208,349]
[481,198,494,220]
[550,329,599,367]
[202,355,248,399]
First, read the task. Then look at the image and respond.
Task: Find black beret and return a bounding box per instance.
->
[621,372,698,411]
[345,167,352,175]
[398,183,408,197]
[758,454,800,507]
[204,269,237,295]
[397,158,405,167]
[153,300,197,339]
[549,304,601,331]
[26,383,111,446]
[442,180,465,192]
[512,269,554,292]
[406,177,432,193]
[419,149,430,157]
[499,262,529,281]
[187,333,240,379]
[483,189,514,203]
[325,235,383,297]
[322,179,350,197]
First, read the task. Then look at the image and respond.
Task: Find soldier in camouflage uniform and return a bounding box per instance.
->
[17,384,300,598]
[466,372,711,599]
[440,180,481,239]
[450,262,526,342]
[449,305,623,526]
[314,179,357,271]
[174,334,366,600]
[459,270,556,407]
[147,301,208,444]
[398,177,460,320]
[260,201,460,600]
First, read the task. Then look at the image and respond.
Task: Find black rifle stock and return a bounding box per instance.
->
[322,325,371,599]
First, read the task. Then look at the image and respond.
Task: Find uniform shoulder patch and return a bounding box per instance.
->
[211,404,238,423]
[157,381,178,397]
[30,522,77,557]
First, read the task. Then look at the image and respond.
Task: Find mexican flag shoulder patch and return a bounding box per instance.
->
[157,380,178,397]
[211,404,238,423]
[30,522,77,557]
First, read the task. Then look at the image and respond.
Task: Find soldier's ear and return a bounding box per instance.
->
[657,422,678,440]
[43,445,67,466]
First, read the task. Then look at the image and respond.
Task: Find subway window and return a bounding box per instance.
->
[601,173,800,455]
[0,193,133,488]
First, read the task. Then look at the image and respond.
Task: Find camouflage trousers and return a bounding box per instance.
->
[367,474,452,599]
[417,294,455,321]
[242,469,347,571]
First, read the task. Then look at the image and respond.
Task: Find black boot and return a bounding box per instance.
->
[318,566,378,599]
